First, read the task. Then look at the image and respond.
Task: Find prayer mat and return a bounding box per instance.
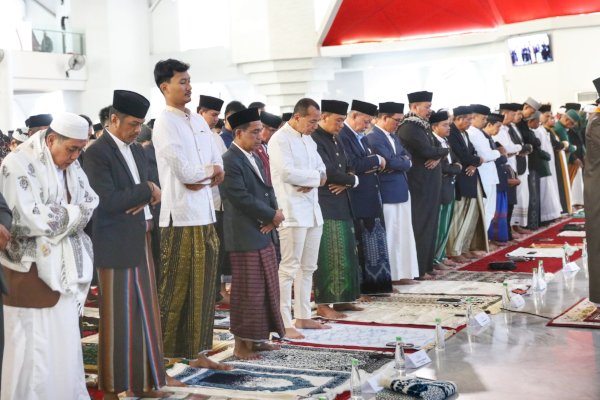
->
[284,320,453,351]
[432,270,532,284]
[379,377,457,400]
[371,293,502,313]
[571,209,585,218]
[166,362,350,399]
[216,345,392,374]
[214,310,231,329]
[83,343,98,373]
[506,247,565,258]
[459,218,584,274]
[396,280,504,295]
[547,298,600,329]
[557,231,586,237]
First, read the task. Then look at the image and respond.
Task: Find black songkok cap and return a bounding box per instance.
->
[112,90,150,119]
[429,111,449,124]
[470,104,491,115]
[25,114,53,128]
[350,100,378,117]
[565,102,581,111]
[321,100,349,115]
[378,102,404,114]
[216,118,224,129]
[487,113,504,124]
[594,77,600,96]
[453,105,473,116]
[199,95,224,112]
[407,91,433,103]
[511,103,523,111]
[499,103,520,112]
[260,111,282,129]
[228,107,260,129]
[93,123,103,132]
[282,112,293,122]
[538,104,552,113]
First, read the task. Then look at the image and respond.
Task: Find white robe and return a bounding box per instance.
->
[571,168,585,206]
[534,126,562,221]
[0,131,98,400]
[383,196,419,280]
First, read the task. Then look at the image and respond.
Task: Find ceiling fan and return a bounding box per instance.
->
[65,54,85,78]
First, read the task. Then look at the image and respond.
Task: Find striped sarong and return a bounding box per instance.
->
[229,243,285,341]
[434,202,454,264]
[98,229,165,393]
[158,224,219,359]
[314,219,360,304]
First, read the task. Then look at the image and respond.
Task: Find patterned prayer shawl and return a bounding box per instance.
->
[0,130,98,313]
[400,111,431,131]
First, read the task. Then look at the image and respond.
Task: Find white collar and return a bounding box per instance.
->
[106,129,131,149]
[165,105,191,118]
[232,141,254,159]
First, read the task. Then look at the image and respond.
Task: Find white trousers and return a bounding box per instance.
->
[2,294,90,400]
[511,173,529,227]
[383,200,419,280]
[278,225,323,328]
[482,183,497,231]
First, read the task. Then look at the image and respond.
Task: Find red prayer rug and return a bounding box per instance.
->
[547,298,600,329]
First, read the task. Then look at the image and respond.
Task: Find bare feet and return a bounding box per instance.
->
[295,318,331,330]
[442,258,460,267]
[253,341,281,351]
[317,304,347,319]
[166,376,187,387]
[233,338,260,360]
[333,303,364,312]
[449,255,470,263]
[393,278,420,285]
[189,353,233,370]
[284,326,305,339]
[358,295,374,302]
[421,273,435,280]
[491,240,508,247]
[217,290,231,305]
[103,393,119,400]
[434,264,452,271]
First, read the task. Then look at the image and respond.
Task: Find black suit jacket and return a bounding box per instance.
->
[0,193,12,294]
[448,124,482,199]
[438,139,462,205]
[220,144,277,252]
[83,130,153,269]
[312,127,354,220]
[338,124,382,219]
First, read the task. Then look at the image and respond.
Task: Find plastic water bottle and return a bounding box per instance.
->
[563,242,570,265]
[435,318,445,351]
[465,297,474,326]
[531,267,541,292]
[394,336,406,372]
[537,261,547,290]
[502,282,511,307]
[582,238,588,267]
[350,358,363,400]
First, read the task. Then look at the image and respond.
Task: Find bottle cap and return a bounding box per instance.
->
[502,282,508,286]
[351,358,359,366]
[435,318,441,323]
[396,336,402,341]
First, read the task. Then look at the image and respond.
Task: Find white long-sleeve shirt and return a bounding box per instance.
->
[467,126,500,185]
[153,106,223,227]
[267,123,326,228]
[496,124,523,174]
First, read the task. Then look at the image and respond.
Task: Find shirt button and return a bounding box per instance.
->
[338,164,342,167]
[265,193,269,197]
[336,153,339,156]
[375,185,378,188]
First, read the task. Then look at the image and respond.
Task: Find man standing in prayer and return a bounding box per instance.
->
[484,113,511,244]
[198,94,232,303]
[367,102,419,284]
[585,77,600,310]
[467,104,499,232]
[220,107,285,360]
[256,111,283,185]
[430,111,462,269]
[398,91,449,277]
[338,100,392,295]
[152,59,229,369]
[268,97,328,339]
[525,111,553,229]
[312,100,361,319]
[553,109,579,213]
[83,90,177,398]
[221,101,247,148]
[0,112,98,399]
[446,106,489,263]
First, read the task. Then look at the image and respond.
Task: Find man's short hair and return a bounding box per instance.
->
[248,101,265,109]
[224,101,246,118]
[99,105,111,126]
[79,114,92,127]
[293,98,320,116]
[154,59,190,88]
[108,106,127,121]
[233,122,251,133]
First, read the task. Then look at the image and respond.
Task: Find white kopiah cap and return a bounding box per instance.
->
[49,112,89,140]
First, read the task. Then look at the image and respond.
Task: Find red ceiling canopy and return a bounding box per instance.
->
[322,0,600,46]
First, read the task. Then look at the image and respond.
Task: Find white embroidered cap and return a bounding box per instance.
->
[49,112,89,140]
[12,130,29,143]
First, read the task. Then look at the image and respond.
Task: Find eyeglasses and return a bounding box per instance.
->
[388,117,402,124]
